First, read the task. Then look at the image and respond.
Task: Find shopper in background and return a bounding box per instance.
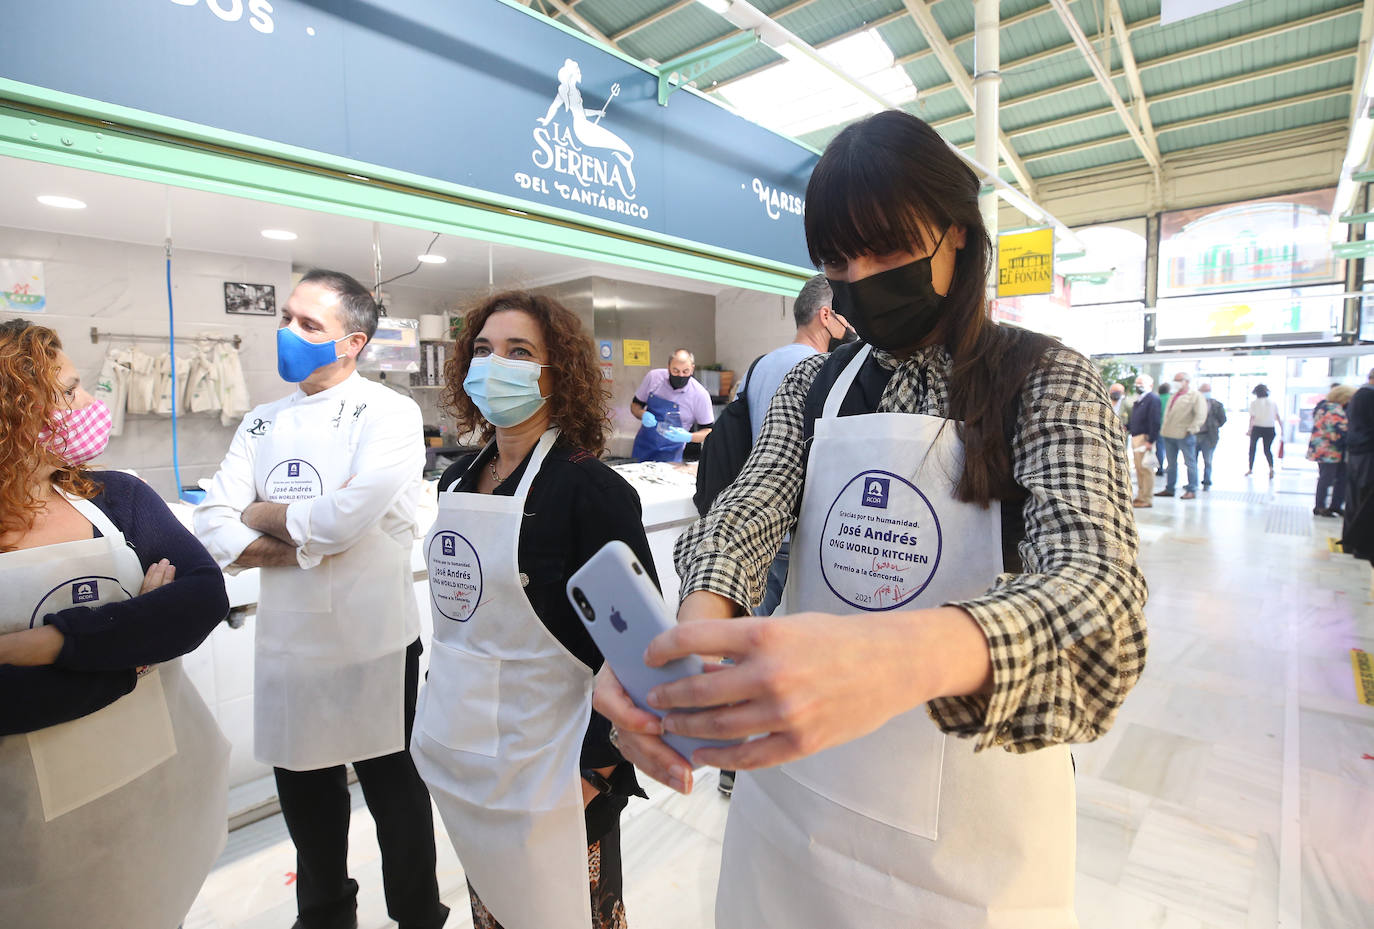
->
[1247,383,1282,478]
[1340,374,1374,558]
[414,291,649,929]
[1157,372,1207,500]
[595,110,1147,929]
[195,271,447,929]
[1155,380,1171,475]
[1195,382,1227,490]
[0,320,231,929]
[630,348,714,462]
[1109,382,1129,434]
[1308,384,1355,517]
[1129,373,1162,507]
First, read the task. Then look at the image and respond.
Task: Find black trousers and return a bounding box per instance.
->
[274,639,447,929]
[1248,426,1277,469]
[1316,461,1346,511]
[1343,453,1374,561]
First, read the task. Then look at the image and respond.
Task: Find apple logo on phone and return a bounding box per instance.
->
[609,607,627,633]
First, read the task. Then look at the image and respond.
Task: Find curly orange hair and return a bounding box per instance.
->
[0,321,97,551]
[442,291,610,454]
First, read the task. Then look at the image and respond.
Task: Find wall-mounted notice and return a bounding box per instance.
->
[997,228,1055,298]
[598,339,614,362]
[1,259,46,312]
[623,339,651,366]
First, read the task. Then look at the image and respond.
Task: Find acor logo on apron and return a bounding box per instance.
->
[428,531,483,622]
[819,470,943,611]
[264,458,323,501]
[29,575,130,629]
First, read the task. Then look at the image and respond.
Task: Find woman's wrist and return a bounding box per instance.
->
[880,607,993,708]
[0,625,66,667]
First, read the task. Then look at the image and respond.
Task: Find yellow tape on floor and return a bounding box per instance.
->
[1353,649,1374,707]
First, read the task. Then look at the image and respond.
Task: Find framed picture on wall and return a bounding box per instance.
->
[224,282,277,316]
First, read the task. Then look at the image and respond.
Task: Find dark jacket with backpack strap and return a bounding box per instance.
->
[693,353,765,516]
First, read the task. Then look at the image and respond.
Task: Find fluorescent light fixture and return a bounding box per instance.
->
[416,254,447,264]
[261,229,297,241]
[36,195,86,210]
[695,0,732,14]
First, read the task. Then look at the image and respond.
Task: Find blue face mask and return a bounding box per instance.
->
[463,354,549,427]
[277,326,361,383]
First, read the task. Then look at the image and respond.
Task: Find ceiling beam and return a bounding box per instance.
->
[1105,0,1159,178]
[611,0,694,42]
[543,0,618,47]
[1046,0,1161,174]
[898,0,1037,195]
[1018,90,1351,164]
[707,1,1048,94]
[933,46,1358,132]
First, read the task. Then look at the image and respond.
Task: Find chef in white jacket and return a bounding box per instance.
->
[195,270,448,929]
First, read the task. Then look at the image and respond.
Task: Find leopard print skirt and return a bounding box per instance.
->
[468,825,626,929]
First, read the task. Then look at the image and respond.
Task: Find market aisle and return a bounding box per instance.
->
[188,457,1374,929]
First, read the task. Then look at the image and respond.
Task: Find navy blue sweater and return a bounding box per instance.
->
[1128,391,1163,444]
[0,471,229,735]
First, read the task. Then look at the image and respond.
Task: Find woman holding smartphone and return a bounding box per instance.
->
[595,110,1148,928]
[411,292,652,929]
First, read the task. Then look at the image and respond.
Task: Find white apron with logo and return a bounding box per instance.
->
[0,494,229,929]
[717,346,1076,929]
[252,388,419,770]
[411,429,595,929]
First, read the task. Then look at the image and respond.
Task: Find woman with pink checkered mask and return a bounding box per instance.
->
[0,319,232,929]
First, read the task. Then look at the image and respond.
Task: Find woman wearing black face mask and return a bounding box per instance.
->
[595,110,1147,928]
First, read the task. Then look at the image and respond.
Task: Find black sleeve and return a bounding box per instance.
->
[0,665,136,736]
[566,459,654,791]
[46,472,230,672]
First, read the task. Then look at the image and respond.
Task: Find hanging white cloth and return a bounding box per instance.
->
[154,351,192,416]
[92,347,131,437]
[215,342,251,427]
[185,343,222,414]
[125,346,157,416]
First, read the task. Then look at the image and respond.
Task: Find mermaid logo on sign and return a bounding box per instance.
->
[518,58,649,221]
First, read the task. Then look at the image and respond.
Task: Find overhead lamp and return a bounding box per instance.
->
[261,229,297,241]
[416,254,447,264]
[695,0,732,14]
[36,195,86,210]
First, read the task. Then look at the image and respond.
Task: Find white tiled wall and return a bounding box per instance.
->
[0,225,290,499]
[714,286,794,389]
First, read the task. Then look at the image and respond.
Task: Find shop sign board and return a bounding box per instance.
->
[0,0,816,269]
[997,228,1055,298]
[623,339,651,366]
[0,259,46,312]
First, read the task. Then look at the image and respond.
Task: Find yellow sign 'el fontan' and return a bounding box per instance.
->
[997,227,1055,298]
[1352,648,1374,707]
[623,339,651,366]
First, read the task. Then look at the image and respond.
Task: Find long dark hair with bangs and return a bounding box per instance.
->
[805,110,1053,507]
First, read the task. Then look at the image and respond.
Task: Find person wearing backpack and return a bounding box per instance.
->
[731,276,855,614]
[698,274,855,797]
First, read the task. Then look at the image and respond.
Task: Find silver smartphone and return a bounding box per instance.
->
[567,540,740,760]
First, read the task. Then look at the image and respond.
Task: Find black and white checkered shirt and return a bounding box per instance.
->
[673,341,1149,753]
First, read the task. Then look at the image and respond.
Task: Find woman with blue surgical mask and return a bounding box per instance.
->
[595,110,1149,929]
[412,292,653,929]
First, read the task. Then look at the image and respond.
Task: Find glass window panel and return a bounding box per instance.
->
[1157,189,1344,299]
[1059,218,1147,305]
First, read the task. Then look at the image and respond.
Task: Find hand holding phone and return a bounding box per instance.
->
[568,541,740,761]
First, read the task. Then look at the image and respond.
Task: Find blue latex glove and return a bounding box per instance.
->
[641,411,658,429]
[662,426,693,444]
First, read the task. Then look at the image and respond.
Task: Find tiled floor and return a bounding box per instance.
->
[188,449,1374,929]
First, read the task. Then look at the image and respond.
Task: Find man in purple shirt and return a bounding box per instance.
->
[631,349,715,462]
